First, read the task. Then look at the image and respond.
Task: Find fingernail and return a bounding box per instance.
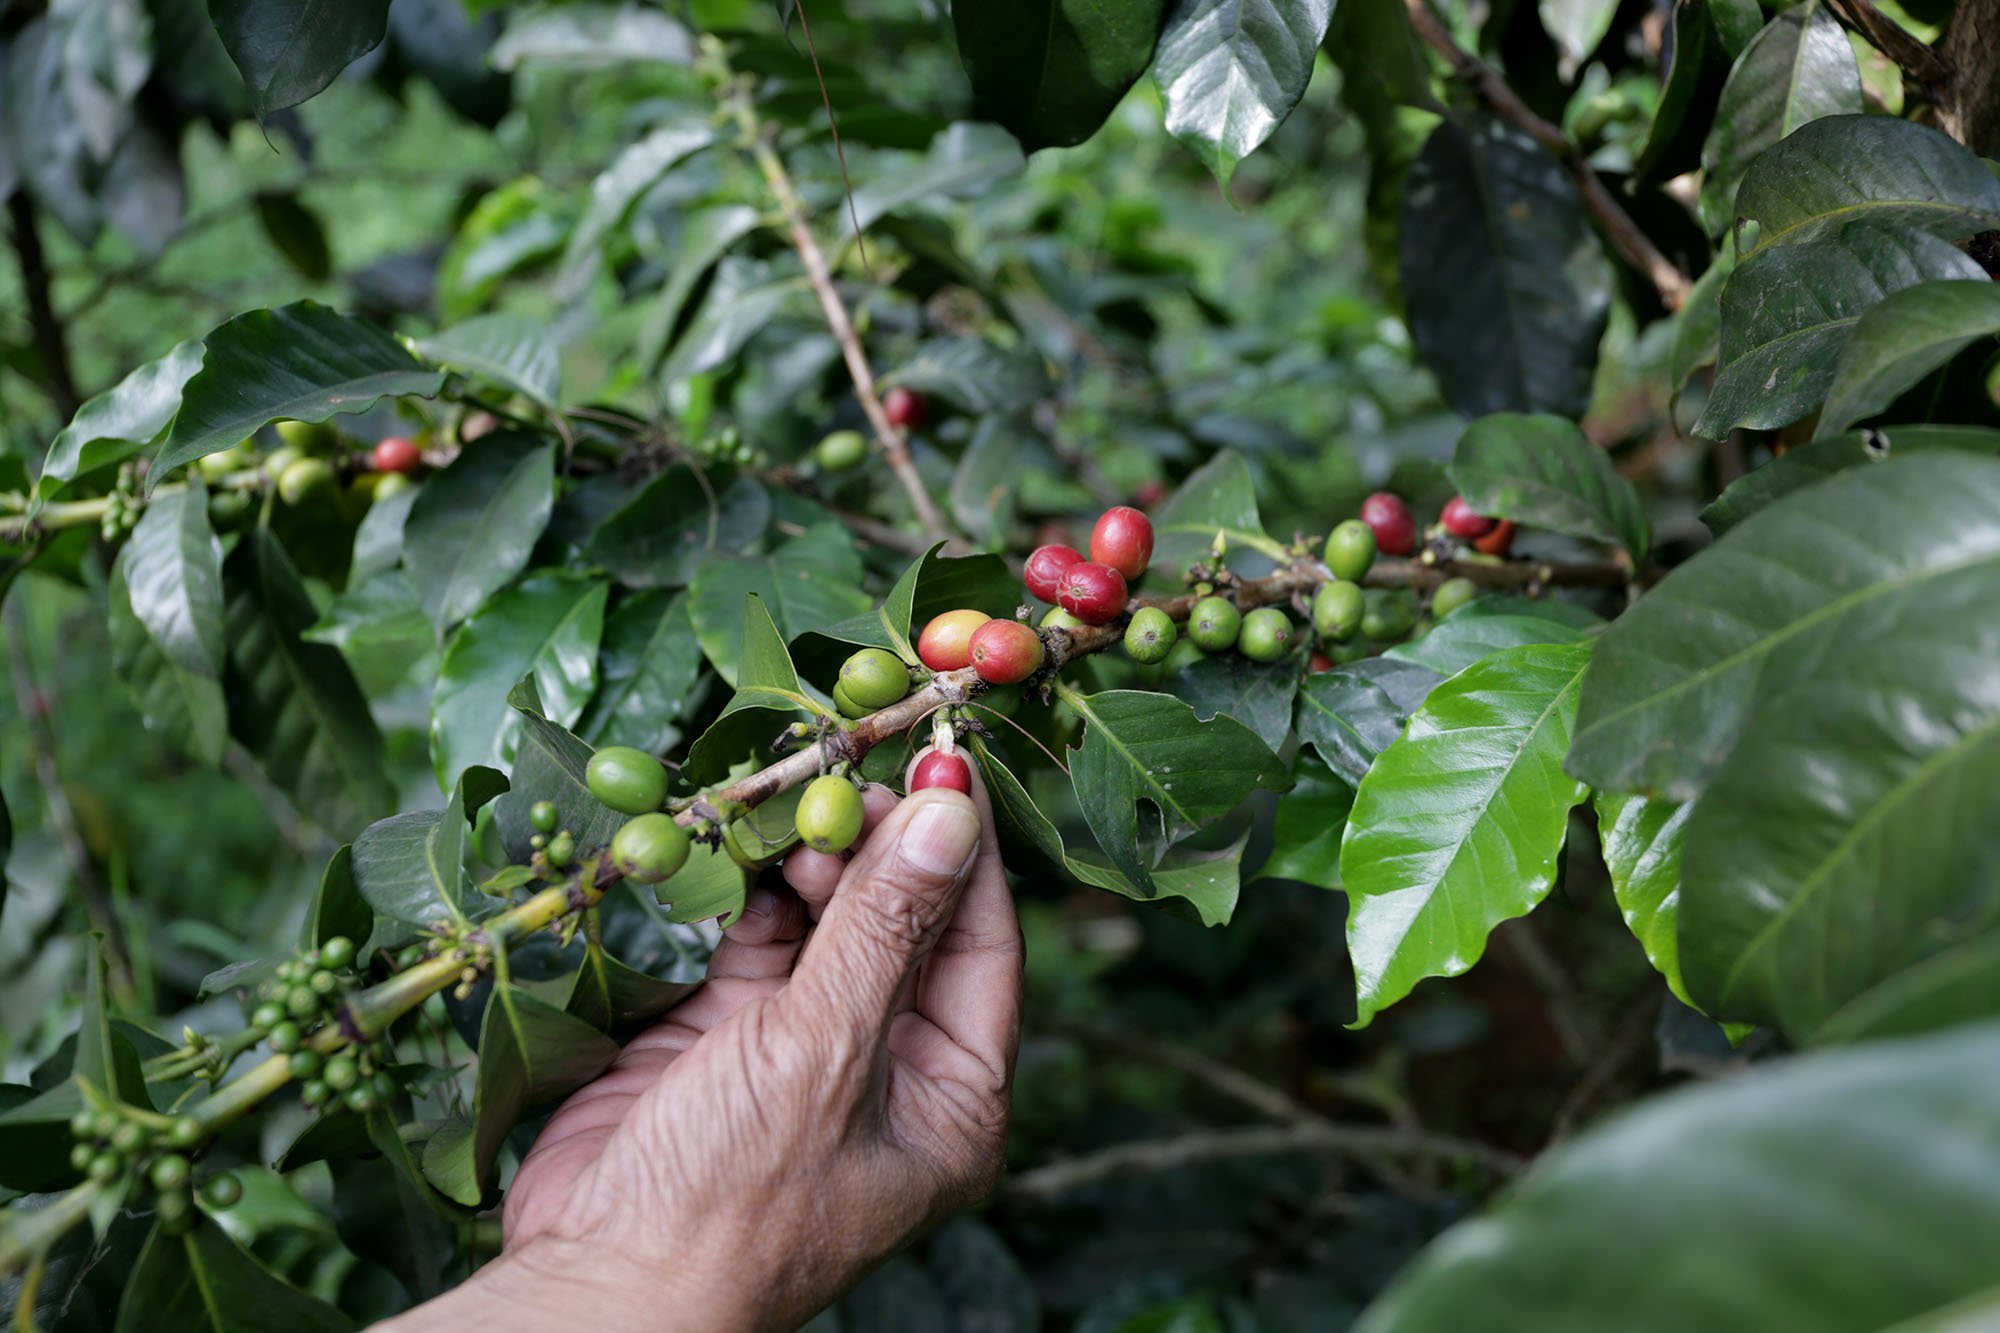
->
[901,799,979,876]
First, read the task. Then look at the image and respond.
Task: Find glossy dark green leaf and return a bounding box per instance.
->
[586,468,770,590]
[493,678,626,863]
[1325,0,1434,113]
[326,1110,463,1301]
[1400,117,1610,420]
[1695,5,1859,235]
[845,124,1026,235]
[1447,413,1649,560]
[883,338,1053,415]
[349,483,417,583]
[1735,116,2000,254]
[488,4,693,69]
[351,768,505,930]
[577,590,708,753]
[1632,0,1728,184]
[1386,611,1586,677]
[565,937,704,1033]
[1295,657,1443,785]
[431,576,606,789]
[403,434,556,632]
[1164,652,1299,752]
[413,313,561,407]
[1702,426,2000,536]
[1680,621,2000,1040]
[1260,758,1354,888]
[1153,0,1336,190]
[1693,225,1983,438]
[1594,791,1704,1012]
[152,302,444,482]
[1065,688,1290,893]
[952,0,1165,151]
[1341,641,1592,1026]
[304,844,373,951]
[418,1120,480,1207]
[557,118,714,296]
[109,484,228,764]
[1817,281,2000,438]
[636,204,765,374]
[208,0,389,115]
[470,985,620,1185]
[252,191,331,282]
[115,1220,356,1332]
[1810,934,2000,1046]
[1150,449,1280,576]
[224,529,394,837]
[684,595,824,784]
[1359,1023,2000,1332]
[686,524,873,686]
[1569,455,2000,800]
[39,340,202,498]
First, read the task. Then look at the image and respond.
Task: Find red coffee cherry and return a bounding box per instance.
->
[1310,651,1336,674]
[883,386,927,430]
[1474,519,1518,556]
[1441,496,1497,539]
[1134,479,1168,509]
[1024,544,1084,604]
[918,609,991,672]
[372,436,421,475]
[910,750,973,794]
[1089,506,1154,581]
[968,619,1045,684]
[1056,561,1128,625]
[1360,492,1417,556]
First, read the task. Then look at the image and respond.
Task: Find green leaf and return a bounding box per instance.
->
[351,767,506,931]
[1568,454,2000,800]
[1064,688,1291,893]
[565,936,705,1033]
[882,338,1053,415]
[585,468,770,590]
[109,483,228,764]
[403,434,556,632]
[1153,0,1337,191]
[1735,115,2000,254]
[1295,657,1443,786]
[1340,641,1592,1027]
[660,257,813,384]
[431,576,606,790]
[1810,934,2000,1046]
[1447,413,1649,560]
[470,986,620,1186]
[488,4,693,70]
[1632,0,1729,184]
[1540,0,1617,70]
[1594,791,1704,1012]
[1702,426,2000,536]
[655,839,747,924]
[1817,281,2000,438]
[1163,651,1299,752]
[1356,1023,2000,1332]
[115,1220,357,1331]
[804,544,1017,668]
[1668,246,1732,389]
[577,590,709,754]
[1151,449,1282,575]
[1695,4,1860,235]
[637,204,764,374]
[224,529,394,837]
[845,124,1026,235]
[1386,611,1587,677]
[304,845,373,952]
[350,482,417,584]
[684,594,823,784]
[686,524,873,687]
[252,191,332,282]
[413,313,562,407]
[1693,224,1984,439]
[152,302,444,483]
[558,118,715,297]
[39,340,202,499]
[493,679,626,863]
[418,1120,480,1207]
[1679,627,2000,1039]
[207,0,389,116]
[953,0,1166,151]
[1068,835,1252,928]
[1260,758,1354,888]
[1400,116,1611,420]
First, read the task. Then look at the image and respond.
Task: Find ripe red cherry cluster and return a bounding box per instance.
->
[1025,504,1154,624]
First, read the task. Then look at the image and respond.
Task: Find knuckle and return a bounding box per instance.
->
[848,874,950,953]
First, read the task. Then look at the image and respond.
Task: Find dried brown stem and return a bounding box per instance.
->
[1826,0,1951,90]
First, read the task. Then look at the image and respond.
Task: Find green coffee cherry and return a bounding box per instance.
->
[301,1080,331,1108]
[832,681,870,719]
[1188,596,1242,653]
[110,1121,146,1157]
[814,429,868,471]
[545,830,575,869]
[69,1109,97,1139]
[91,1111,121,1141]
[1039,607,1087,632]
[269,1021,303,1054]
[1325,519,1376,582]
[372,1071,400,1101]
[309,969,338,995]
[157,1189,193,1233]
[1431,577,1478,619]
[1238,607,1295,663]
[325,1057,359,1093]
[1312,580,1366,642]
[529,800,559,834]
[1361,589,1418,642]
[320,936,357,971]
[839,648,910,710]
[344,1086,379,1114]
[201,1172,243,1209]
[611,813,691,885]
[286,986,319,1020]
[796,775,866,855]
[530,833,548,850]
[88,1153,122,1182]
[586,746,669,815]
[277,457,337,507]
[290,1050,324,1080]
[167,1117,201,1150]
[150,1154,190,1193]
[1124,607,1177,664]
[250,1001,284,1030]
[69,1142,94,1172]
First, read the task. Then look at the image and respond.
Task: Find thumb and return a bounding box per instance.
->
[787,788,983,1040]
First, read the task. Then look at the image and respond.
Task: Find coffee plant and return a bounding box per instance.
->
[3,0,2000,1326]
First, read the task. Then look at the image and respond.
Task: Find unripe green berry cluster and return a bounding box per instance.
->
[66,1100,235,1234]
[247,936,361,1053]
[299,1044,400,1117]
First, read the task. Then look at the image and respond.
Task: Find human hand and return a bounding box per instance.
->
[383,751,1021,1332]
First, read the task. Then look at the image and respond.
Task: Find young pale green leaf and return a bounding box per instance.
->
[843,124,1025,236]
[224,529,394,838]
[1594,791,1703,1012]
[152,302,444,483]
[1400,117,1611,420]
[882,338,1053,416]
[39,340,202,499]
[686,524,873,687]
[431,576,606,791]
[1447,413,1649,560]
[1540,0,1617,71]
[1151,450,1282,575]
[1701,426,2000,536]
[1065,688,1290,894]
[1569,454,2000,800]
[403,434,556,632]
[470,986,620,1185]
[1680,629,2000,1040]
[587,469,771,591]
[1295,658,1443,786]
[1357,1022,2000,1332]
[1736,116,2000,254]
[492,678,625,864]
[1153,0,1336,191]
[1341,640,1592,1027]
[952,0,1166,151]
[1693,225,1983,439]
[115,1220,357,1332]
[1816,281,2000,438]
[1164,652,1300,752]
[351,767,506,931]
[577,591,709,754]
[556,118,715,297]
[683,595,823,785]
[413,313,562,407]
[1695,5,1859,235]
[488,4,692,69]
[108,484,227,765]
[1261,759,1354,889]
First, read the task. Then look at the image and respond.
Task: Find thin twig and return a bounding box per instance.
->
[1402,0,1691,312]
[1826,0,1951,90]
[6,191,81,417]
